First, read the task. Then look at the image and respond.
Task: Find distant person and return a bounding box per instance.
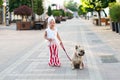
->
[44,16,62,67]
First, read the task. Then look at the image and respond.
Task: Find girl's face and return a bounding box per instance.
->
[49,19,55,28]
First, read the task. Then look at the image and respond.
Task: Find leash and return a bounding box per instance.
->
[60,43,72,61]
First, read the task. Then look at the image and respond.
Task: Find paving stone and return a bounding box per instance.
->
[100,55,119,63]
[0,18,120,80]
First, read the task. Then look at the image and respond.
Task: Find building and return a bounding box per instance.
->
[117,0,120,2]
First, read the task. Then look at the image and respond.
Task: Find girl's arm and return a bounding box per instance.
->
[44,31,53,42]
[44,31,48,40]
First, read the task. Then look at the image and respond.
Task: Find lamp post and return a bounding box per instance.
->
[31,0,34,21]
[2,0,9,26]
[3,2,6,25]
[6,0,9,26]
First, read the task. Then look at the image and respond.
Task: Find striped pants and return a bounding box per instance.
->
[48,42,61,66]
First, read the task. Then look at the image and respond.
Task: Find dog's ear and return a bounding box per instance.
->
[75,45,78,50]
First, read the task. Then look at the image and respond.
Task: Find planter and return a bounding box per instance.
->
[118,22,120,34]
[55,17,61,23]
[33,21,47,30]
[111,22,115,31]
[61,17,66,21]
[16,21,31,30]
[35,23,42,30]
[109,3,120,33]
[115,22,119,33]
[11,19,22,23]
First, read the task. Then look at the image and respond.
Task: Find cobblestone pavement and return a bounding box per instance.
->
[0,18,120,80]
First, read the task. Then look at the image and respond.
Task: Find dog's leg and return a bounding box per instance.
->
[79,61,83,70]
[82,62,84,68]
[79,61,84,70]
[71,61,75,69]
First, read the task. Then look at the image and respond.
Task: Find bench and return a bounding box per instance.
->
[93,18,110,26]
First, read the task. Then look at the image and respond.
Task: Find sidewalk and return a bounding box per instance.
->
[87,19,120,60]
[0,23,16,30]
[0,18,120,80]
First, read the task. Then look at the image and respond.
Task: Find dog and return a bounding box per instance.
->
[71,45,85,69]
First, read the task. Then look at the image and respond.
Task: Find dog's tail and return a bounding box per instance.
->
[60,43,72,61]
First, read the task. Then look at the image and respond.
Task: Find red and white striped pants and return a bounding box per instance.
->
[48,42,61,66]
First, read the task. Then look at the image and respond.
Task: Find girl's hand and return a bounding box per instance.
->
[48,38,53,42]
[60,41,63,47]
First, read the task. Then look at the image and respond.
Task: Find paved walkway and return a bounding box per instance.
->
[0,18,120,80]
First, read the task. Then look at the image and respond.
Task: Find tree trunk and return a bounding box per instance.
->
[9,12,11,23]
[103,10,107,17]
[26,16,28,22]
[98,11,101,26]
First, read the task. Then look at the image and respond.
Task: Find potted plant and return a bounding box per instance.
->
[60,9,66,21]
[66,12,73,19]
[109,3,120,34]
[33,0,45,30]
[14,5,32,30]
[47,6,52,16]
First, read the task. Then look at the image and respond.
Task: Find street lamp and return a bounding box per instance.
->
[2,0,9,26]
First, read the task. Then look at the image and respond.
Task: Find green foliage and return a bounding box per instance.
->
[0,0,3,7]
[109,3,120,22]
[60,9,66,17]
[33,0,44,16]
[48,6,52,16]
[78,5,87,15]
[64,0,78,11]
[0,0,3,12]
[52,10,62,17]
[9,0,32,12]
[81,0,116,12]
[33,0,43,15]
[66,12,73,18]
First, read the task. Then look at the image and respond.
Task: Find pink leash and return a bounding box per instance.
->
[60,43,72,61]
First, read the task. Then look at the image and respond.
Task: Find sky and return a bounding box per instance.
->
[51,0,81,6]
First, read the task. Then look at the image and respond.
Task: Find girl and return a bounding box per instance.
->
[44,16,62,67]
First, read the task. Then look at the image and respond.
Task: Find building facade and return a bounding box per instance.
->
[117,0,120,2]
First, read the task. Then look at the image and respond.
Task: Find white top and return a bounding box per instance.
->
[45,27,59,45]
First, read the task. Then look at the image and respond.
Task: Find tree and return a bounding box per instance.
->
[9,0,32,22]
[109,3,120,22]
[78,5,87,16]
[33,0,44,20]
[0,0,3,24]
[48,6,52,16]
[52,10,61,17]
[0,0,3,6]
[60,9,65,17]
[81,0,116,26]
[9,0,32,12]
[14,5,32,21]
[64,0,78,11]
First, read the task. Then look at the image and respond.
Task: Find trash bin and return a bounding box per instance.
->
[35,23,42,30]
